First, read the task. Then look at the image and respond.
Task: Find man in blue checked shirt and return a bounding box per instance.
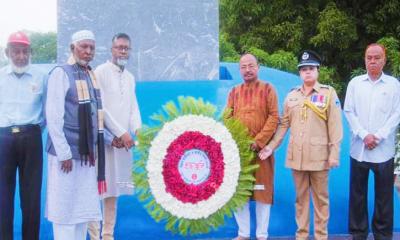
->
[0,31,47,240]
[344,43,400,240]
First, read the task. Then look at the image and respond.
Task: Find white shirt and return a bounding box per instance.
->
[95,61,141,134]
[344,73,400,163]
[95,61,142,198]
[0,65,47,127]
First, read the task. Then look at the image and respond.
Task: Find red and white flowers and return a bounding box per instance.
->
[147,115,241,219]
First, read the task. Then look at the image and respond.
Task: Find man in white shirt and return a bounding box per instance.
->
[344,43,400,240]
[88,33,141,240]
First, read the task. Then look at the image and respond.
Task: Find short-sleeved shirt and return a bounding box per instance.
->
[0,65,47,127]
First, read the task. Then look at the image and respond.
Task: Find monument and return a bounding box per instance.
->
[57,0,219,80]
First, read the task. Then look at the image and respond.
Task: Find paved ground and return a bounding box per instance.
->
[198,233,400,239]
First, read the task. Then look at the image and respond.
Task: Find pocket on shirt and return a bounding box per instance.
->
[377,91,391,113]
[287,102,300,116]
[287,101,300,109]
[310,136,329,161]
[24,84,43,104]
[30,82,43,95]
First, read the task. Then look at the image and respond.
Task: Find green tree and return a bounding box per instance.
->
[220,33,240,62]
[29,32,57,64]
[378,36,400,78]
[246,47,269,65]
[220,0,400,98]
[243,47,297,74]
[265,50,298,74]
[319,66,343,95]
[310,2,357,50]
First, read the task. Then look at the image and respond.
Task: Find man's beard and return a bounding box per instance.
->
[11,60,30,74]
[116,58,128,67]
[72,54,90,66]
[75,57,89,66]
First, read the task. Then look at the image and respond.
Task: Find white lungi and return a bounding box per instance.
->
[46,154,102,224]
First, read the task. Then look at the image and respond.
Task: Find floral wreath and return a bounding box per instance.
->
[134,96,258,235]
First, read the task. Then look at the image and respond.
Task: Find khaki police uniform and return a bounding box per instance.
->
[267,82,343,240]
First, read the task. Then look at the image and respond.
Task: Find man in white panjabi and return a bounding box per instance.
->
[45,30,135,240]
[88,33,141,240]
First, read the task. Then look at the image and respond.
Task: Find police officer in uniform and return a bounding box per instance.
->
[258,50,343,240]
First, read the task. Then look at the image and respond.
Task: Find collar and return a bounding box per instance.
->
[243,79,259,86]
[312,82,322,92]
[300,81,321,94]
[6,64,33,77]
[364,72,387,83]
[107,60,124,73]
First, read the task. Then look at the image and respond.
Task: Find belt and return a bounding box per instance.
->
[0,124,40,134]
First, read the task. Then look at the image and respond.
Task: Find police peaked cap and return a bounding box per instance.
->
[297,50,321,68]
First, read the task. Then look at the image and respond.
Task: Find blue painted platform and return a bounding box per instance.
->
[11,62,400,239]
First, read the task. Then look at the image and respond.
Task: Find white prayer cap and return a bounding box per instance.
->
[71,30,95,44]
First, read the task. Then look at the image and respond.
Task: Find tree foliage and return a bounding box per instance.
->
[220,0,400,97]
[310,2,357,50]
[29,31,57,64]
[220,33,240,63]
[378,36,400,77]
[0,46,7,67]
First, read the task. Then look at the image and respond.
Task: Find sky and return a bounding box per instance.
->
[0,0,57,47]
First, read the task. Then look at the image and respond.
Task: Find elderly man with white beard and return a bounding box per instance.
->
[0,31,47,240]
[45,30,135,240]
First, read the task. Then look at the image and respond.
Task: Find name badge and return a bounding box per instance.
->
[254,184,265,190]
[30,83,40,94]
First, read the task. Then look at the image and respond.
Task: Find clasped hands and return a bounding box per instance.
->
[363,134,379,151]
[61,132,135,174]
[112,132,136,150]
[250,142,273,161]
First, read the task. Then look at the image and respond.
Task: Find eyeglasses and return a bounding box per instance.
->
[113,46,131,52]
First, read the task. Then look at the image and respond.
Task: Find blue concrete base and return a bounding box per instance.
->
[11,63,400,239]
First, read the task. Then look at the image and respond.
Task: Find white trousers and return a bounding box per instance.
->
[53,222,88,240]
[234,201,271,238]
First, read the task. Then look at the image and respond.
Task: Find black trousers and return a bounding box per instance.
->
[0,125,43,240]
[348,157,394,240]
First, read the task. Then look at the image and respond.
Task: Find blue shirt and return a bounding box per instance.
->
[0,65,47,127]
[344,73,400,163]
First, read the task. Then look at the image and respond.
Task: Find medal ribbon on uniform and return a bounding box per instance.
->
[302,88,332,121]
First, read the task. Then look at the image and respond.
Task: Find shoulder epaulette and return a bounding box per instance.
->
[290,85,301,92]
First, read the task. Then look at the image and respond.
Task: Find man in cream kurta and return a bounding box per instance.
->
[88,33,141,240]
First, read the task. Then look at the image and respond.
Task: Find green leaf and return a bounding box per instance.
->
[133,96,257,236]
